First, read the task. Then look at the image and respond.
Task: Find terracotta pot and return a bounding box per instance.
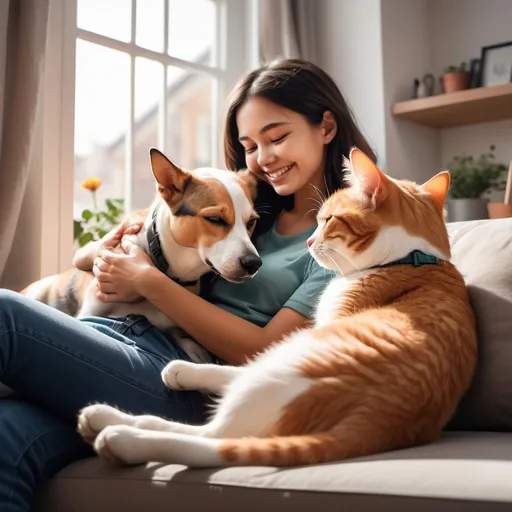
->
[442,71,470,93]
[488,202,512,219]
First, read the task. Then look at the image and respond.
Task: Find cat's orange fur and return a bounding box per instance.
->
[78,148,477,469]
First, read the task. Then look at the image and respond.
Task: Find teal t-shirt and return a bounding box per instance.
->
[204,224,335,327]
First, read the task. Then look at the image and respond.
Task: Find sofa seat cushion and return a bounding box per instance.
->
[34,432,512,512]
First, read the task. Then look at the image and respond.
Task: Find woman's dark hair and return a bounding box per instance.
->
[224,58,377,238]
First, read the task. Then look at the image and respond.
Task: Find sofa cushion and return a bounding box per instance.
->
[446,218,512,431]
[34,432,512,512]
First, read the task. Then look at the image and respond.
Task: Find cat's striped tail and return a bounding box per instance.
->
[216,426,389,467]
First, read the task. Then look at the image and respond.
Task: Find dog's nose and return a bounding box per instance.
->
[239,254,262,275]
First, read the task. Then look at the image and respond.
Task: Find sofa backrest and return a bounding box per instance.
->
[447,218,512,431]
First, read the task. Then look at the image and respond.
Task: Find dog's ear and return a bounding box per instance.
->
[236,169,258,201]
[149,148,191,203]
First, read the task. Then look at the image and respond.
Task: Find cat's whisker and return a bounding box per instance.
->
[314,247,342,275]
[308,183,326,204]
[323,174,330,197]
[323,252,344,276]
[324,247,365,280]
[304,207,320,219]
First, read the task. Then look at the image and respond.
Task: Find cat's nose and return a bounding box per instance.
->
[307,236,315,248]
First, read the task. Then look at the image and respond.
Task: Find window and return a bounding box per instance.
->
[42,0,256,272]
[75,0,221,218]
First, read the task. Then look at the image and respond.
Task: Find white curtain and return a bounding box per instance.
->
[0,0,50,280]
[259,0,317,63]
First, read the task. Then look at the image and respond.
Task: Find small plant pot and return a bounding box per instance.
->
[442,71,470,93]
[488,202,512,219]
[447,198,489,222]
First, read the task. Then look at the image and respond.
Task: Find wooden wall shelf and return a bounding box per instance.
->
[391,83,512,128]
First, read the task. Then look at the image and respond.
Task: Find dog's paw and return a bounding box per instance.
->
[161,360,197,390]
[94,425,149,465]
[78,404,134,444]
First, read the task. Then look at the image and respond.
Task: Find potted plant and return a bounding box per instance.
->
[446,145,507,222]
[441,62,470,93]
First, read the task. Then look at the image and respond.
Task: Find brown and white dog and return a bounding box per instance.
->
[21,148,261,362]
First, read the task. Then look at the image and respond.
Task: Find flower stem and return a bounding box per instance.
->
[92,191,98,212]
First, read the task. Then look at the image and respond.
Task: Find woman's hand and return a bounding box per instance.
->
[73,218,144,271]
[93,237,156,303]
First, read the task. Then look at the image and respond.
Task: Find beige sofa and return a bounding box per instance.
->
[34,218,512,511]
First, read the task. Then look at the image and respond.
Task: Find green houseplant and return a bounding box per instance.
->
[446,145,507,222]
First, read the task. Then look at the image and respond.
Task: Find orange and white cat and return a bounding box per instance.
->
[77,148,477,468]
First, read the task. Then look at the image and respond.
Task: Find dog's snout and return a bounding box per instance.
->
[239,254,262,275]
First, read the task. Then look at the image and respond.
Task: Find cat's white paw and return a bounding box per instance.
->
[161,360,198,390]
[78,404,134,444]
[94,425,150,465]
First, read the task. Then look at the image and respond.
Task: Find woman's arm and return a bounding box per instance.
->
[94,240,310,365]
[138,268,310,364]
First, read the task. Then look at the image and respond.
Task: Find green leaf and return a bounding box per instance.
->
[82,209,93,221]
[447,144,507,199]
[79,232,94,247]
[73,220,83,240]
[97,229,108,238]
[100,212,116,224]
[106,199,117,213]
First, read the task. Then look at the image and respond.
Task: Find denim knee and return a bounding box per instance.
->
[0,289,28,332]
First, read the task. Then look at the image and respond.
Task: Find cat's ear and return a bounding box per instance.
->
[346,147,385,208]
[421,171,450,213]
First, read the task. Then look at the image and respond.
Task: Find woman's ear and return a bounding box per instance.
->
[322,111,337,144]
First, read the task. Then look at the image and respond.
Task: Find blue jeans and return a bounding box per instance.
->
[0,289,209,512]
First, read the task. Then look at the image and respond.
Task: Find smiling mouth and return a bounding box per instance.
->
[266,164,294,182]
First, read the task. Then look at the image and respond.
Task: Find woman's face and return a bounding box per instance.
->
[236,97,334,197]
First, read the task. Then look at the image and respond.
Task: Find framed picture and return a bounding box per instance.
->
[469,58,481,88]
[480,41,512,87]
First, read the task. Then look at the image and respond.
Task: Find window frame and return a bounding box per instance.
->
[40,0,259,276]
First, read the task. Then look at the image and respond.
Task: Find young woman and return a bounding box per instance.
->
[0,58,375,511]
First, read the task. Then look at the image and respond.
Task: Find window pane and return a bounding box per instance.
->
[77,0,132,42]
[128,66,215,209]
[132,58,164,210]
[168,0,216,66]
[136,0,164,52]
[165,67,214,169]
[74,40,129,235]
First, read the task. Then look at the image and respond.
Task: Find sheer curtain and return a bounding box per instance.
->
[259,0,317,63]
[0,0,50,280]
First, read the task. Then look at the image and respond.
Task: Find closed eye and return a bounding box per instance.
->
[318,215,332,224]
[271,133,289,144]
[205,216,228,227]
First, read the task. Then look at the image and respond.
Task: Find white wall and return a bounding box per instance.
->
[316,0,387,168]
[429,0,512,184]
[381,0,440,183]
[316,0,512,189]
